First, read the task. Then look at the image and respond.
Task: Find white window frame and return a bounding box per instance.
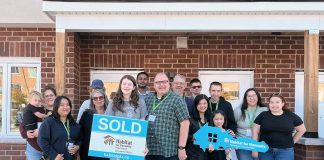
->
[295,71,324,138]
[295,72,324,120]
[90,70,141,84]
[0,58,41,139]
[199,70,254,109]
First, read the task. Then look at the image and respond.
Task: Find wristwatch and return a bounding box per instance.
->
[178,146,185,150]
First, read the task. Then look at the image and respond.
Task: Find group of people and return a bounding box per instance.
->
[20,71,306,160]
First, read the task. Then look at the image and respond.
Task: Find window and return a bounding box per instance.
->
[11,67,19,74]
[0,59,40,138]
[199,71,254,109]
[90,70,140,100]
[320,83,324,102]
[295,72,324,120]
[222,82,240,101]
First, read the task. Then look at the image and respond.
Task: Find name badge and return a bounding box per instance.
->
[66,141,74,150]
[37,122,42,129]
[148,115,156,122]
[246,129,252,137]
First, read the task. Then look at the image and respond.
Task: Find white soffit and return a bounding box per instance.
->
[43,1,324,32]
[0,0,54,27]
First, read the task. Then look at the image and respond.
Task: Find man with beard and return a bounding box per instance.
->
[137,71,151,100]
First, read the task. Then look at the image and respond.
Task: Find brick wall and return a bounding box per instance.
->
[1,28,324,159]
[0,28,80,159]
[78,32,324,110]
[0,28,56,87]
[0,144,26,160]
[66,32,81,115]
[295,143,324,160]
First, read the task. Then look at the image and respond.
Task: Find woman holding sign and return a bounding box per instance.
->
[38,96,81,160]
[106,75,147,120]
[252,93,306,160]
[105,75,148,158]
[234,88,267,160]
[79,89,110,160]
[186,94,212,160]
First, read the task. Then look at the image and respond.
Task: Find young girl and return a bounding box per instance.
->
[23,91,51,132]
[208,110,235,160]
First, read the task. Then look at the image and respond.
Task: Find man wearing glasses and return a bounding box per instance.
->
[189,78,202,99]
[145,72,190,160]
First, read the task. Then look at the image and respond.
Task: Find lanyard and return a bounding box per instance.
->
[63,119,70,140]
[198,119,206,128]
[152,92,171,111]
[247,107,258,128]
[209,100,219,112]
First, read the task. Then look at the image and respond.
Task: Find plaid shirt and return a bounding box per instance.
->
[145,91,190,157]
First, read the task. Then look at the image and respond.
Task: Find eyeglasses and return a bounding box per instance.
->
[154,80,169,86]
[191,85,202,89]
[44,94,55,98]
[92,96,104,101]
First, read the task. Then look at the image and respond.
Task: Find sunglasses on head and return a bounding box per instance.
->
[92,96,104,101]
[269,92,284,98]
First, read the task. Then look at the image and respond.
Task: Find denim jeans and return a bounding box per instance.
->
[236,149,259,160]
[259,147,294,160]
[25,142,42,160]
[146,155,178,160]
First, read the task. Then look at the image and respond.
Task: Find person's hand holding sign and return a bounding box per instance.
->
[68,145,79,155]
[252,151,258,158]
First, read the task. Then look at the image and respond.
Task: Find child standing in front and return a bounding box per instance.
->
[23,91,51,133]
[208,110,235,160]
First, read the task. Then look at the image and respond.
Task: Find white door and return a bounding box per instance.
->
[90,70,140,100]
[199,71,254,110]
[295,72,324,138]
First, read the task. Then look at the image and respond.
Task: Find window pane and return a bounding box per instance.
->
[104,82,119,100]
[0,67,2,132]
[10,66,37,132]
[222,82,240,101]
[320,83,324,102]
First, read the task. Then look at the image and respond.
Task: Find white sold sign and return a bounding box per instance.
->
[89,114,148,160]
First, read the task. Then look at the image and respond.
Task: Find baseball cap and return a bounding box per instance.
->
[90,79,104,89]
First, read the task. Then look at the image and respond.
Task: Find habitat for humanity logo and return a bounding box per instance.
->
[104,135,115,145]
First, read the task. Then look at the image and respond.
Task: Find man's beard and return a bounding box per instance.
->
[138,84,146,88]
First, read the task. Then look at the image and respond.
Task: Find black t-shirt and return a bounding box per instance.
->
[23,104,45,131]
[254,111,303,148]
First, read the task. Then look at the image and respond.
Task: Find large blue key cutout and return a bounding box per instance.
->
[194,123,269,152]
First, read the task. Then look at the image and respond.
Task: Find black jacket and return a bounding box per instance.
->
[209,96,237,133]
[186,118,208,160]
[38,117,81,160]
[79,111,110,160]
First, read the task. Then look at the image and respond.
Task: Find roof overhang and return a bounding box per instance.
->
[43,1,324,32]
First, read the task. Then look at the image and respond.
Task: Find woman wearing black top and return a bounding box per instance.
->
[38,96,81,160]
[79,89,110,160]
[186,94,212,160]
[252,93,306,160]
